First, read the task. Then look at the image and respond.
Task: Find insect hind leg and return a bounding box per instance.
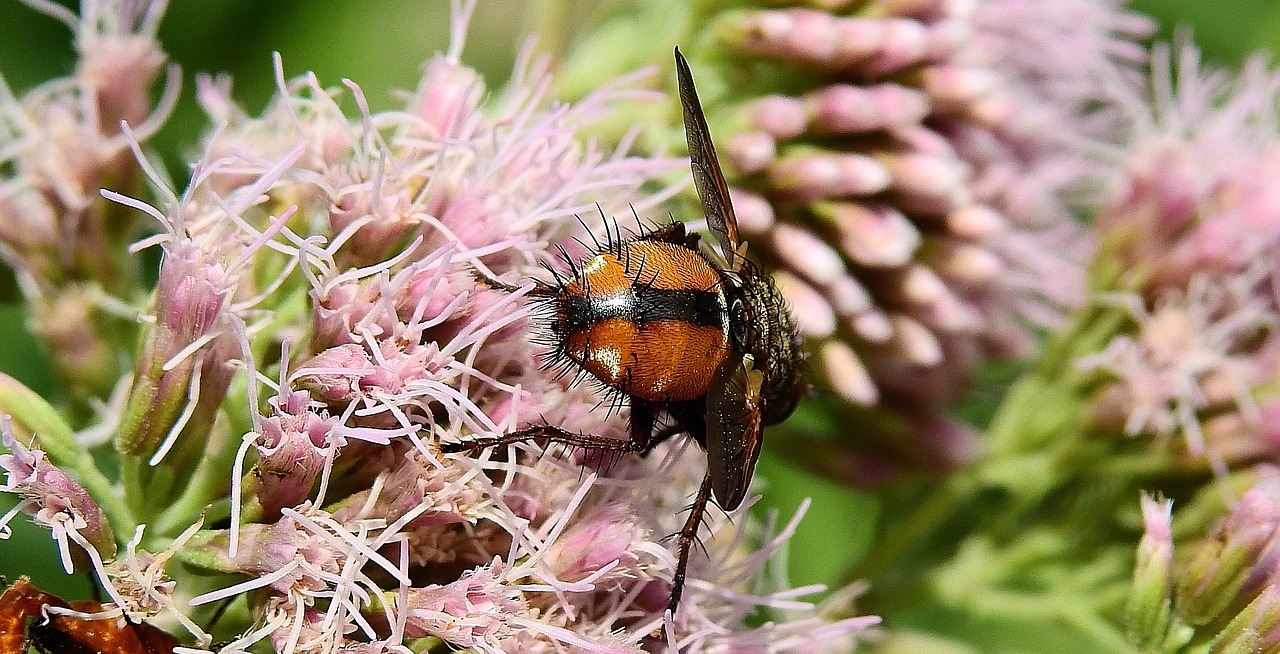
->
[439,424,648,456]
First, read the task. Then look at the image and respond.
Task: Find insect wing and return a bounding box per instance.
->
[704,352,765,510]
[674,47,743,272]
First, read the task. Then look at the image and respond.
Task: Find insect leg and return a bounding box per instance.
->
[471,268,555,297]
[439,424,648,455]
[669,470,713,614]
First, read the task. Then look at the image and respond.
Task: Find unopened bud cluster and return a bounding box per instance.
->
[1128,471,1280,653]
[632,0,1152,482]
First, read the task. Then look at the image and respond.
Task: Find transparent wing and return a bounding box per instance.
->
[675,47,743,272]
[704,352,764,510]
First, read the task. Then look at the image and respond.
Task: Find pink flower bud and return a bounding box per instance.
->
[410,57,484,138]
[819,341,877,406]
[728,186,776,234]
[719,10,840,65]
[293,344,373,405]
[805,83,929,134]
[925,240,1004,288]
[767,223,847,286]
[768,151,892,202]
[1,422,116,560]
[1128,495,1174,648]
[252,391,338,520]
[861,18,930,76]
[886,314,944,367]
[945,204,1006,240]
[727,131,777,175]
[921,66,1001,113]
[403,566,527,647]
[880,150,972,215]
[1211,585,1280,654]
[750,95,807,139]
[328,184,424,267]
[1177,481,1280,625]
[774,271,836,338]
[814,201,921,268]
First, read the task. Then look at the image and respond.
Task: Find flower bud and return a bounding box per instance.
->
[1127,494,1174,648]
[250,390,338,520]
[541,504,645,586]
[1209,585,1280,654]
[1177,482,1280,625]
[1,421,116,560]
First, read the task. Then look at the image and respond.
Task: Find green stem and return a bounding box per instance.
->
[153,416,235,538]
[1084,452,1182,480]
[986,303,1130,459]
[534,0,570,62]
[1059,603,1142,654]
[842,474,975,585]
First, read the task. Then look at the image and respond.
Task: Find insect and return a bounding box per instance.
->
[442,47,804,613]
[0,577,180,654]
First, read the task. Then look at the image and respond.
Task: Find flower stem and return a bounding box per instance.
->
[153,415,234,538]
[842,473,975,585]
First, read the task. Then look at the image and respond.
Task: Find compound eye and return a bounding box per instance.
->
[730,298,748,348]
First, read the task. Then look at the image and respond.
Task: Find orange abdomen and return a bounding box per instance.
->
[552,240,730,402]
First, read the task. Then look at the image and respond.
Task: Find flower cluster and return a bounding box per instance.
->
[12,1,1280,654]
[552,0,1152,484]
[0,1,875,652]
[0,0,177,399]
[1078,44,1280,472]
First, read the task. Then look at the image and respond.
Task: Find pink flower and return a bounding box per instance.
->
[0,417,115,562]
[1079,273,1275,467]
[3,3,876,652]
[248,387,340,521]
[109,153,301,472]
[1082,43,1280,472]
[1127,494,1174,647]
[1128,469,1280,650]
[1098,43,1280,292]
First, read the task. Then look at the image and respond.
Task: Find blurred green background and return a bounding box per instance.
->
[0,0,1277,606]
